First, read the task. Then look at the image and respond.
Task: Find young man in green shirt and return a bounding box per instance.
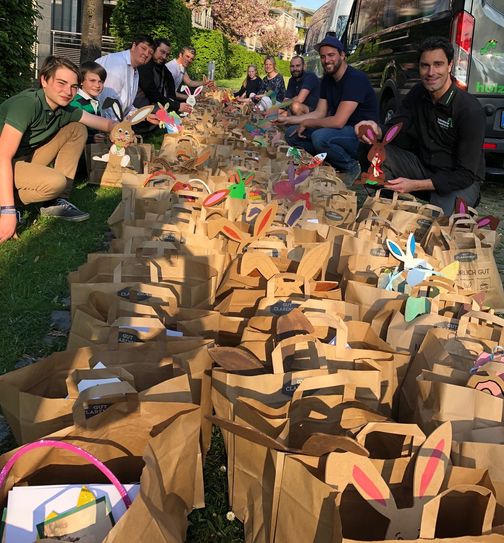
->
[0,56,115,243]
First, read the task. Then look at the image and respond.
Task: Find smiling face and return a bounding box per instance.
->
[248,66,257,79]
[264,59,276,75]
[419,48,453,99]
[319,46,345,77]
[130,41,153,68]
[290,57,304,78]
[179,50,195,68]
[41,67,79,109]
[153,43,171,65]
[81,72,104,99]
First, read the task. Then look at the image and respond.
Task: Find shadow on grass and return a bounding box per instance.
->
[0,182,121,374]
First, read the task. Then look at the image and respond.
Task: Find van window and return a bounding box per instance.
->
[485,0,503,15]
[396,0,449,23]
[355,0,388,38]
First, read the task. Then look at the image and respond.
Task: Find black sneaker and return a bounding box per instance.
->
[40,198,90,222]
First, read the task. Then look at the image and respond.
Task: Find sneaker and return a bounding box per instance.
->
[40,198,90,222]
[341,161,362,187]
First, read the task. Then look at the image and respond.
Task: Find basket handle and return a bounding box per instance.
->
[0,440,132,508]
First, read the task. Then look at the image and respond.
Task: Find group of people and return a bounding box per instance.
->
[0,36,215,243]
[271,35,485,215]
[0,31,486,244]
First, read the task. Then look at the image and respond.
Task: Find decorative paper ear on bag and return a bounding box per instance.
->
[253,202,279,239]
[297,242,331,281]
[354,122,402,185]
[240,252,280,280]
[284,200,306,227]
[203,169,253,206]
[405,296,431,322]
[477,215,500,230]
[286,146,302,161]
[276,308,315,337]
[179,147,211,171]
[467,373,504,398]
[245,203,264,223]
[273,163,314,207]
[295,152,327,175]
[155,103,183,134]
[181,84,203,108]
[325,423,454,540]
[208,346,263,370]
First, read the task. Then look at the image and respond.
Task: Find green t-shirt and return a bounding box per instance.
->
[0,88,83,158]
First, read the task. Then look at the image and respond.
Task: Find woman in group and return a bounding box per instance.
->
[234,65,262,101]
[253,56,286,103]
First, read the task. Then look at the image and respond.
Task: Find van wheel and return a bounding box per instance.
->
[381,96,397,123]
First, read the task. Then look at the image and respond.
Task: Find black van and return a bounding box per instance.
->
[340,0,504,177]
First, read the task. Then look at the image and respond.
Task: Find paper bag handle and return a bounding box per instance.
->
[271,335,321,374]
[409,275,458,296]
[291,373,356,402]
[355,422,425,453]
[457,310,504,341]
[112,261,160,283]
[266,273,311,299]
[0,440,132,507]
[66,367,135,398]
[429,293,479,315]
[420,484,495,539]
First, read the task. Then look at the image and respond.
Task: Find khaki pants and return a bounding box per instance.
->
[14,122,87,204]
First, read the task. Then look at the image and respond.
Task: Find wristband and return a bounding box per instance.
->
[0,205,16,210]
[0,209,17,216]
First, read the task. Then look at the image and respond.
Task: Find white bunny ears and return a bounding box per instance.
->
[181,85,203,107]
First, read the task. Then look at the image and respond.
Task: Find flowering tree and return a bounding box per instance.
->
[211,0,273,42]
[260,25,298,57]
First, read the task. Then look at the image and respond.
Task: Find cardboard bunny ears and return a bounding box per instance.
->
[354,123,402,186]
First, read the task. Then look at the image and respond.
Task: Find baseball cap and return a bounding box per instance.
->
[315,35,345,52]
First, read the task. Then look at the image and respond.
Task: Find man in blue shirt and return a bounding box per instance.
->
[284,56,320,115]
[280,36,379,185]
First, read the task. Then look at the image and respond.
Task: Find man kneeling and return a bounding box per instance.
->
[355,36,485,215]
[0,56,115,243]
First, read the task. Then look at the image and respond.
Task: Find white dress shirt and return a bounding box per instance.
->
[96,50,138,119]
[166,59,185,91]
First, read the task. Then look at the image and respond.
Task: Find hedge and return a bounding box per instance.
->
[0,0,39,102]
[188,30,292,81]
[110,0,192,57]
[189,29,229,81]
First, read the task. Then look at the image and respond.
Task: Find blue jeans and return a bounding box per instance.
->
[284,125,360,171]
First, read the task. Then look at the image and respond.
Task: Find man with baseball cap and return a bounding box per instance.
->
[278,35,379,185]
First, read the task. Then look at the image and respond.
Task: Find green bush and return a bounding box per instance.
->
[189,29,229,81]
[0,0,39,102]
[226,43,264,79]
[276,58,291,78]
[110,0,192,56]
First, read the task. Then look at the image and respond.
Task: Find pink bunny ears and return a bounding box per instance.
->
[356,122,402,146]
[181,85,204,97]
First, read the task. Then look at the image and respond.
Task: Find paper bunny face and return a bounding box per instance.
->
[181,85,203,107]
[108,105,154,147]
[344,422,452,540]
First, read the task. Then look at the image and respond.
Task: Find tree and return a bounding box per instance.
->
[0,0,39,102]
[211,0,273,42]
[111,0,192,55]
[260,25,297,57]
[80,0,104,63]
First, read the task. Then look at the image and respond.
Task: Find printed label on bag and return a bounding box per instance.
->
[270,300,300,315]
[159,233,177,242]
[84,403,111,419]
[417,218,432,227]
[117,331,142,343]
[370,248,388,257]
[282,377,304,396]
[455,251,478,262]
[325,210,343,221]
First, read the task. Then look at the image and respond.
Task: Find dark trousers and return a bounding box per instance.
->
[382,145,481,215]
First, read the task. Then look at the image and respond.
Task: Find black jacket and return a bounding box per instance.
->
[386,82,485,194]
[135,60,180,112]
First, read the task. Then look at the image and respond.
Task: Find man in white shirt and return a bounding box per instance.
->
[96,35,154,120]
[166,46,215,102]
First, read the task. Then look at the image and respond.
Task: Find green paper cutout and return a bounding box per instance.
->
[405,297,431,322]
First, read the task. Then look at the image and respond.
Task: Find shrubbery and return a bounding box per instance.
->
[110,0,192,57]
[189,29,229,80]
[188,30,290,81]
[0,0,39,102]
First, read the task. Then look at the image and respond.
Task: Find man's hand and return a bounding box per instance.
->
[147,113,160,126]
[0,214,17,243]
[387,177,434,193]
[205,79,216,89]
[355,120,382,143]
[180,103,193,114]
[93,133,106,143]
[296,123,308,138]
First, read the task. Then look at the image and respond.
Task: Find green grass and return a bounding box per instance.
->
[0,183,121,373]
[216,78,243,90]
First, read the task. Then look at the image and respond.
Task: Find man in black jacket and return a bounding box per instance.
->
[355,36,485,215]
[134,38,192,115]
